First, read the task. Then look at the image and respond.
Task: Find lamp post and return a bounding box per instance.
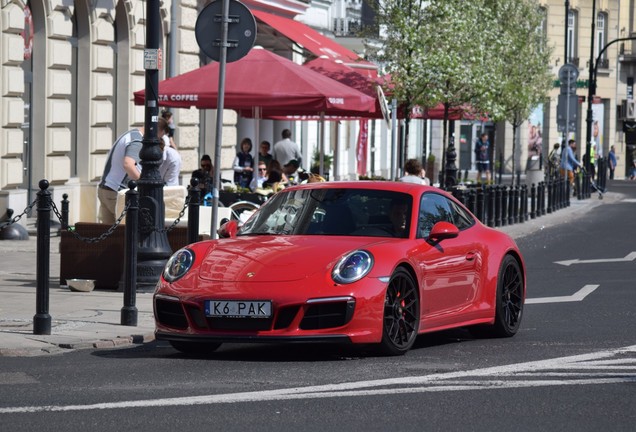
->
[586,33,636,175]
[584,0,596,173]
[136,0,172,291]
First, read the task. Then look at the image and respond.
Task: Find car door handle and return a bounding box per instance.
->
[465,252,477,261]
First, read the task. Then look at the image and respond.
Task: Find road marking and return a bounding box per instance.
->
[525,284,599,304]
[1,344,634,413]
[555,251,636,266]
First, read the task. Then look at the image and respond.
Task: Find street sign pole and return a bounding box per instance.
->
[210,0,230,239]
[195,0,256,238]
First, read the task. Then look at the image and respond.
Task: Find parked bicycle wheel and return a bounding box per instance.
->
[229,200,259,224]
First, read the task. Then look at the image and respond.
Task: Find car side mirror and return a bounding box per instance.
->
[217,219,238,238]
[427,221,459,242]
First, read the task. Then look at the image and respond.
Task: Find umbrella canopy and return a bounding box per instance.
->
[304,56,379,97]
[301,56,385,120]
[133,47,376,116]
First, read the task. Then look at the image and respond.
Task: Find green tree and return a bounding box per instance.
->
[485,0,553,185]
[371,0,429,173]
[374,0,498,184]
[372,0,553,186]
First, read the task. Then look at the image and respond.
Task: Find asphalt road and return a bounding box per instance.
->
[1,182,635,431]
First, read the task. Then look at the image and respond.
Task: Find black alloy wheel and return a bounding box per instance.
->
[378,267,420,356]
[482,254,524,338]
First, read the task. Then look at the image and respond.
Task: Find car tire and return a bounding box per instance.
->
[377,267,420,356]
[169,341,222,356]
[473,254,524,338]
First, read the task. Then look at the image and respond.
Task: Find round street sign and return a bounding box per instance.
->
[558,63,579,82]
[195,0,257,63]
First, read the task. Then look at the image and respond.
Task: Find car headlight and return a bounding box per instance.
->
[163,248,195,282]
[332,250,374,284]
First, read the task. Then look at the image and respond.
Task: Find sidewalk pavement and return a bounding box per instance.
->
[0,190,618,357]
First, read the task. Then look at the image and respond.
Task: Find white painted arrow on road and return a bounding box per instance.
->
[554,252,636,267]
[525,284,599,304]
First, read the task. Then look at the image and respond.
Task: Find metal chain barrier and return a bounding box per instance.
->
[0,199,38,230]
[139,195,191,234]
[51,199,131,243]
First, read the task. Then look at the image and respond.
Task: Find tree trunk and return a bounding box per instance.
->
[511,123,518,186]
[440,104,449,184]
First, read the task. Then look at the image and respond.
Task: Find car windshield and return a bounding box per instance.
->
[238,188,412,238]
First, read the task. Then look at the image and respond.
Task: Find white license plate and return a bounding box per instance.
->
[205,300,272,318]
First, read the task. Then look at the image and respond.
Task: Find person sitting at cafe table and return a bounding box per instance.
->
[191,154,214,195]
[262,160,288,192]
[250,160,268,192]
[258,140,273,168]
[283,159,301,183]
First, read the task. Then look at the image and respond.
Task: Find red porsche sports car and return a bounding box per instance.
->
[154,181,525,356]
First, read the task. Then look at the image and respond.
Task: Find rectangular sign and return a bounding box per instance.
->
[144,49,160,70]
[205,300,272,318]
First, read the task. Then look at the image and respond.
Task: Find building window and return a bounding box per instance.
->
[567,10,578,63]
[596,12,607,62]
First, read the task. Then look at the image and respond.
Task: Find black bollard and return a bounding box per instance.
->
[187,178,201,245]
[530,184,536,219]
[121,181,139,326]
[508,186,515,225]
[513,186,520,224]
[476,187,485,223]
[486,186,495,227]
[547,179,553,213]
[467,189,476,215]
[501,186,508,227]
[521,185,528,222]
[33,180,51,335]
[540,183,545,217]
[494,185,501,227]
[61,193,69,230]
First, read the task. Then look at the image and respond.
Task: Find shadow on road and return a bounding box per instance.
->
[92,328,477,362]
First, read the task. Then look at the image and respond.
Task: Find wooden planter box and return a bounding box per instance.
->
[59,222,202,290]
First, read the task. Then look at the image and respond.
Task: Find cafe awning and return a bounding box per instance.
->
[252,9,377,75]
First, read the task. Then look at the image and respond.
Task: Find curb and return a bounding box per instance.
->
[0,332,156,357]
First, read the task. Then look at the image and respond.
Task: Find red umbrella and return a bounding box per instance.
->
[133,47,376,116]
[300,56,386,120]
[257,57,394,121]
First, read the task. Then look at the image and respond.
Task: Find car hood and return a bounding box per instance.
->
[197,235,385,282]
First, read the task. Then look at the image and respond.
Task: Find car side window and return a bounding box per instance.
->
[447,199,475,230]
[417,193,453,238]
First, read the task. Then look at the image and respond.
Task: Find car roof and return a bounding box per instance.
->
[287,180,437,195]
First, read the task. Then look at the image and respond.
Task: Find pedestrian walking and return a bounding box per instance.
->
[475,132,491,184]
[608,145,617,180]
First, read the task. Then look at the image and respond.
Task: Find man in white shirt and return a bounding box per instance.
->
[399,158,430,185]
[98,127,143,224]
[272,129,302,167]
[159,117,181,186]
[249,161,268,192]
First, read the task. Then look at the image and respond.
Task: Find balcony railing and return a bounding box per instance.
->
[596,58,610,69]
